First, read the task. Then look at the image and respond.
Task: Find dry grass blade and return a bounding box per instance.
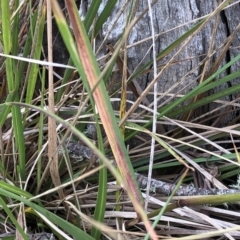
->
[106,44,150,106]
[46,0,67,216]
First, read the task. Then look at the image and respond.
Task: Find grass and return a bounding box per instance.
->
[0,0,240,239]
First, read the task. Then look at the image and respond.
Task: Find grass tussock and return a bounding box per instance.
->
[0,0,240,239]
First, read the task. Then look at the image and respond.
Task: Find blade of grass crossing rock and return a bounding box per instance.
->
[83,0,102,33]
[159,69,240,118]
[123,3,234,140]
[128,1,230,85]
[51,0,144,213]
[128,18,207,84]
[168,76,240,118]
[158,53,240,118]
[93,0,118,38]
[125,52,240,142]
[122,19,209,141]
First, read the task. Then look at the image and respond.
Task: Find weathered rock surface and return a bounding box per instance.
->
[86,0,240,109]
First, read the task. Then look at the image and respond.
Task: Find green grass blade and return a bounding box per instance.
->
[1,1,11,54]
[0,180,32,198]
[36,68,46,192]
[55,58,74,103]
[124,52,240,141]
[0,188,95,240]
[128,18,207,83]
[12,104,26,180]
[169,81,240,117]
[0,197,29,240]
[158,53,240,117]
[18,8,38,84]
[9,101,121,181]
[11,1,20,56]
[0,1,14,126]
[190,71,240,96]
[0,92,16,127]
[25,4,45,104]
[93,0,118,37]
[91,117,107,239]
[0,1,26,179]
[83,0,102,33]
[91,162,107,239]
[1,1,27,180]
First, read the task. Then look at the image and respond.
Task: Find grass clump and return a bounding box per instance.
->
[0,0,240,239]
